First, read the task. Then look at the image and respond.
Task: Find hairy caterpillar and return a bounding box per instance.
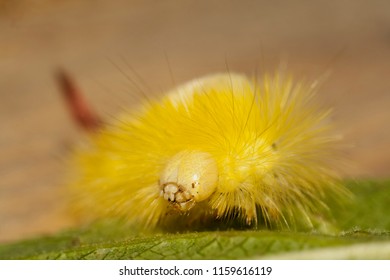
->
[62,71,348,232]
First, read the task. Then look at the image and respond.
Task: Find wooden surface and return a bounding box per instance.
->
[1,0,390,242]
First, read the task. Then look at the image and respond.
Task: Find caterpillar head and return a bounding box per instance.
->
[159,150,218,211]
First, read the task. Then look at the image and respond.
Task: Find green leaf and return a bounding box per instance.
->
[0,180,389,259]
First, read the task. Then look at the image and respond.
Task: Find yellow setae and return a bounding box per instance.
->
[67,73,348,232]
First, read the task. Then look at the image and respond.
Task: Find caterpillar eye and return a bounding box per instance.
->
[159,150,218,211]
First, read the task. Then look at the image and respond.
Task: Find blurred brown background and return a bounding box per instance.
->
[1,0,389,242]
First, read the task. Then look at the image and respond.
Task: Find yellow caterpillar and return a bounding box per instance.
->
[66,72,347,232]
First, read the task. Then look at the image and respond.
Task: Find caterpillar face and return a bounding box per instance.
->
[159,150,218,211]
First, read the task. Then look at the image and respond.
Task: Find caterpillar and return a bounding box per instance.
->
[60,71,348,232]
